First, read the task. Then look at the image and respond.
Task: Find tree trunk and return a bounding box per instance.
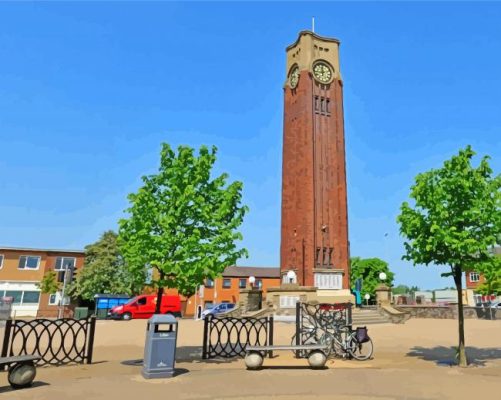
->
[154,271,165,314]
[453,265,468,367]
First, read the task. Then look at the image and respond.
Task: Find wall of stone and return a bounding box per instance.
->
[395,305,497,320]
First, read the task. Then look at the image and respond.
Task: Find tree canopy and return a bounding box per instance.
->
[397,145,500,367]
[118,143,248,312]
[68,230,141,301]
[350,257,394,298]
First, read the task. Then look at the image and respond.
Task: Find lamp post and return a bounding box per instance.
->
[249,276,256,289]
[364,293,370,306]
[379,272,387,282]
[286,270,296,284]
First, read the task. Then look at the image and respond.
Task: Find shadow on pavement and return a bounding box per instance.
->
[122,346,242,366]
[0,381,50,394]
[407,346,501,366]
[257,365,329,370]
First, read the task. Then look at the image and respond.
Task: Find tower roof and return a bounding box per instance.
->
[286,30,340,51]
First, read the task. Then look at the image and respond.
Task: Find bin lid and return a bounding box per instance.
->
[148,314,178,325]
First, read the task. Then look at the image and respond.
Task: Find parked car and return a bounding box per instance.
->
[488,301,501,309]
[108,294,181,320]
[201,303,236,319]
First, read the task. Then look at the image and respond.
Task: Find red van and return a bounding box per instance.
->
[108,294,182,320]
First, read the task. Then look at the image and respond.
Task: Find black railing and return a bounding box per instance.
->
[202,314,273,359]
[1,316,96,367]
[295,302,352,357]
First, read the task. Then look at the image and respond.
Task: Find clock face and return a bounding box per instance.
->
[313,61,333,83]
[289,66,299,89]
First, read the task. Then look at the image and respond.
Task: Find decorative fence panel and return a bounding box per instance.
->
[202,314,273,359]
[1,316,96,367]
[294,302,352,355]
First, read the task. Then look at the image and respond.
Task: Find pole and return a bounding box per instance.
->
[58,269,69,319]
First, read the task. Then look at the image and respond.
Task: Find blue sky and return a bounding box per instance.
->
[0,2,500,290]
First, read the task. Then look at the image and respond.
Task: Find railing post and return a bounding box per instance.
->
[295,302,301,358]
[1,319,13,370]
[202,315,209,359]
[347,302,352,326]
[86,316,97,364]
[268,316,274,358]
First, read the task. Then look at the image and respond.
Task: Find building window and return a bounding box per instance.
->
[5,291,23,305]
[49,294,58,306]
[255,279,263,289]
[18,255,41,270]
[223,279,231,289]
[22,291,41,304]
[0,254,4,269]
[205,278,214,288]
[470,272,480,282]
[55,257,76,271]
[239,278,246,289]
[314,96,331,116]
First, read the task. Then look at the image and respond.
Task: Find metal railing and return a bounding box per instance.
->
[1,316,96,367]
[202,314,273,359]
[294,302,352,356]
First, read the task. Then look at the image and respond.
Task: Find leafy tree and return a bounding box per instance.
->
[409,285,420,295]
[397,146,500,367]
[350,257,395,299]
[474,251,501,295]
[68,231,142,301]
[391,284,410,295]
[37,271,61,294]
[118,144,248,314]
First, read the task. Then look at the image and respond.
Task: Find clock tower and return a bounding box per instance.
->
[280,31,350,295]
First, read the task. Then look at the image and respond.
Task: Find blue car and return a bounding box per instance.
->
[201,303,236,319]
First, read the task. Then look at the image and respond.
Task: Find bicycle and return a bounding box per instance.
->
[291,324,373,361]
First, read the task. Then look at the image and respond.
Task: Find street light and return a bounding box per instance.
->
[286,270,296,284]
[364,293,370,306]
[249,276,256,289]
[379,272,387,282]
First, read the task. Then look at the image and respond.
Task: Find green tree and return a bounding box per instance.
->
[409,285,420,295]
[118,144,248,314]
[350,257,395,299]
[37,270,61,294]
[474,251,501,295]
[391,284,410,295]
[68,230,142,301]
[397,146,500,367]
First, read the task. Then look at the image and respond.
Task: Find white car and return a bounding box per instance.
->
[488,301,501,309]
[201,303,236,319]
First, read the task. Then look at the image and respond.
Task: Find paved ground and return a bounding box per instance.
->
[2,318,501,399]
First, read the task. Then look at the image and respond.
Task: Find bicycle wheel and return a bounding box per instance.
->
[347,333,373,361]
[317,332,336,358]
[290,331,318,358]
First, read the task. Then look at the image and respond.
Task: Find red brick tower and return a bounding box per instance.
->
[280,31,350,293]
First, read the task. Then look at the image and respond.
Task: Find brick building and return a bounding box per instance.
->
[166,266,280,317]
[0,246,85,317]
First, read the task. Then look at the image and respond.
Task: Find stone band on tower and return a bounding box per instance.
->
[280,31,350,294]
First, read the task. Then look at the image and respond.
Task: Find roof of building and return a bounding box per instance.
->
[222,266,280,278]
[0,246,84,254]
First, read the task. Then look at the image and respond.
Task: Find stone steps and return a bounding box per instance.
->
[351,309,391,325]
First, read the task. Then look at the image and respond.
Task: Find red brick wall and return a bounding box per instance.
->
[280,71,350,288]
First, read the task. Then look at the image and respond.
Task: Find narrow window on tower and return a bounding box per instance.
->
[321,98,326,114]
[326,99,331,116]
[314,96,320,113]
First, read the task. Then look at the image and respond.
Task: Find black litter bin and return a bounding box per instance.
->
[142,314,178,379]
